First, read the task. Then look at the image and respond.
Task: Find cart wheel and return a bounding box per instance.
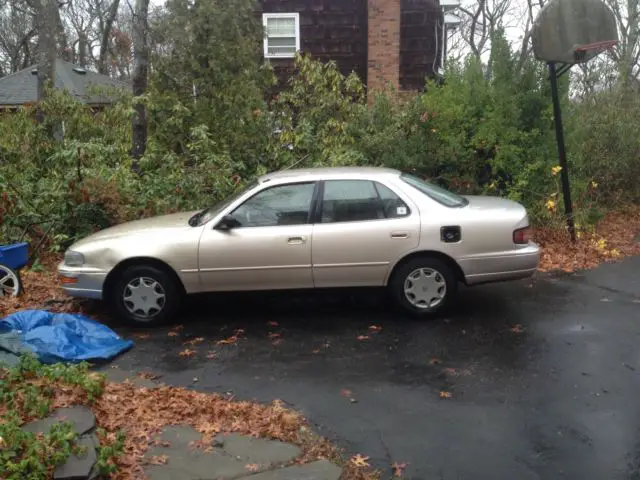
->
[0,264,22,297]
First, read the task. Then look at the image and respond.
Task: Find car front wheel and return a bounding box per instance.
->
[390,257,457,316]
[112,264,182,326]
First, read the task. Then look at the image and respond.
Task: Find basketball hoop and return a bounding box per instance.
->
[531,0,619,244]
[573,39,618,64]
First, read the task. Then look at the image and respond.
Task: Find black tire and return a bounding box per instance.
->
[389,256,457,317]
[111,264,182,327]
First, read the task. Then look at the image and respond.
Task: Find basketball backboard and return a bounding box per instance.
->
[532,0,618,65]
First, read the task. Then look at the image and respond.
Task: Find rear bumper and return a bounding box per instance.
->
[460,243,540,286]
[58,264,107,300]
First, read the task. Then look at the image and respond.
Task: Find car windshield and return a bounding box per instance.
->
[400,173,468,208]
[189,181,259,226]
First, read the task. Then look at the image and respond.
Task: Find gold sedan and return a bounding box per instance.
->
[58,167,540,325]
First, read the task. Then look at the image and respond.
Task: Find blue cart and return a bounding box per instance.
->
[0,242,29,297]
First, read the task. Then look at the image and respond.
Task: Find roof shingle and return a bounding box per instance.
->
[0,59,131,107]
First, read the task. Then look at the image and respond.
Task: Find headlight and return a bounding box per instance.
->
[64,251,85,267]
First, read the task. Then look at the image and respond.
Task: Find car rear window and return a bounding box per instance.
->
[400,173,468,208]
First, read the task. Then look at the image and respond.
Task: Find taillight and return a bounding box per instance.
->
[513,226,531,244]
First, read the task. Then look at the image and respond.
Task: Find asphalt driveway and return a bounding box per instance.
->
[103,256,640,480]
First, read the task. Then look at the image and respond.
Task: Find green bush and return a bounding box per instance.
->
[0,26,637,250]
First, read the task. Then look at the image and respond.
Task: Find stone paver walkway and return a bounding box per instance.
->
[20,369,343,480]
[144,426,341,480]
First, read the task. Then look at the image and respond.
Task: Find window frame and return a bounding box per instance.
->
[224,180,319,229]
[313,179,412,225]
[262,12,301,59]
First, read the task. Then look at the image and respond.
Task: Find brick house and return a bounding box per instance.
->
[259,0,457,94]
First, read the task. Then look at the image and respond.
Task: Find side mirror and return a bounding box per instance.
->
[216,215,242,230]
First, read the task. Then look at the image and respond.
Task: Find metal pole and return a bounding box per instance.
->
[547,62,576,242]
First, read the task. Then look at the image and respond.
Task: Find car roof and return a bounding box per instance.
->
[258,166,402,183]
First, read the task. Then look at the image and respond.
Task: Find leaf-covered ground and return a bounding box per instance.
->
[534,207,640,272]
[1,358,378,480]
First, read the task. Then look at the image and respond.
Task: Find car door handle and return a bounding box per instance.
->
[287,236,307,245]
[391,232,409,239]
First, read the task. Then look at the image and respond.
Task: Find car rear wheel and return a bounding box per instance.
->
[112,265,182,326]
[390,257,457,317]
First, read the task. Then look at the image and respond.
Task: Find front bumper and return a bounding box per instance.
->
[58,263,108,300]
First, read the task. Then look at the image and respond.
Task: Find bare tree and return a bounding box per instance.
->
[131,0,149,162]
[455,0,517,61]
[0,0,37,74]
[97,0,120,73]
[605,0,640,84]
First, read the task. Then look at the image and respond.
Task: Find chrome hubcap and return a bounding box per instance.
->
[123,277,166,318]
[404,267,447,309]
[0,265,20,297]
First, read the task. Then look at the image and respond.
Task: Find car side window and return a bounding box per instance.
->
[374,182,411,218]
[230,182,315,227]
[321,180,386,223]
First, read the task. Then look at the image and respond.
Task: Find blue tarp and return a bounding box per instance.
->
[0,310,134,364]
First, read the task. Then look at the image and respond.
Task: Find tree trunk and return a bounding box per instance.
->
[131,0,150,165]
[78,32,88,67]
[98,0,121,74]
[35,0,58,125]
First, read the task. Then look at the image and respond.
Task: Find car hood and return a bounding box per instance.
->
[73,210,200,246]
[462,195,526,214]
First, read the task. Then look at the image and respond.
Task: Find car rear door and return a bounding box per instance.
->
[197,181,318,291]
[311,179,421,288]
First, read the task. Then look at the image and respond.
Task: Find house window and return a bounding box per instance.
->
[263,13,300,59]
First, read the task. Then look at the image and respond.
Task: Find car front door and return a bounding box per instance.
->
[311,179,421,288]
[198,181,317,291]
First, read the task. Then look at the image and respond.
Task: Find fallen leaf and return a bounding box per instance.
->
[340,389,353,398]
[350,454,370,468]
[133,333,150,340]
[267,321,279,327]
[312,349,320,354]
[173,325,184,331]
[368,325,382,332]
[245,463,260,472]
[510,324,524,333]
[206,352,217,359]
[440,391,452,399]
[391,462,408,477]
[167,332,179,337]
[179,348,196,357]
[268,332,281,339]
[443,367,457,376]
[148,455,169,465]
[429,358,441,365]
[357,335,370,341]
[272,339,283,346]
[184,337,205,345]
[217,329,245,345]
